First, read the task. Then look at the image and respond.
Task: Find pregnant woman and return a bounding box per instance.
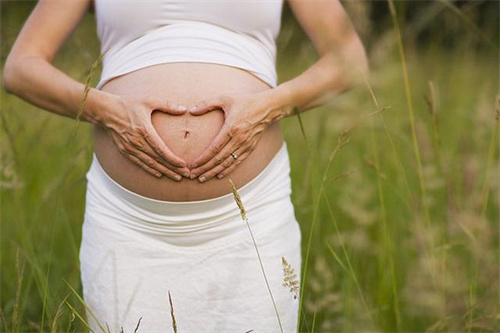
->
[3,0,368,331]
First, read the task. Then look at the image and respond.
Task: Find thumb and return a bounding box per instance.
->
[189,96,226,116]
[149,97,188,115]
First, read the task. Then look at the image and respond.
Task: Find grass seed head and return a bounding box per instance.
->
[229,178,247,220]
[281,256,300,300]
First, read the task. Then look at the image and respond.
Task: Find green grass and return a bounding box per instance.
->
[1,3,499,332]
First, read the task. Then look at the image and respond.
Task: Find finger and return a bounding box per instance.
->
[197,149,243,183]
[126,153,163,178]
[217,151,250,179]
[190,123,233,168]
[134,139,190,177]
[190,137,241,177]
[111,131,171,178]
[143,124,188,168]
[129,148,184,181]
[148,97,188,115]
[189,96,226,116]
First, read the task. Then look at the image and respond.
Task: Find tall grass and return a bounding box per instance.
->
[229,178,284,333]
[1,2,499,332]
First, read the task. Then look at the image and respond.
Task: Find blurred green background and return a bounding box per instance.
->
[1,1,499,332]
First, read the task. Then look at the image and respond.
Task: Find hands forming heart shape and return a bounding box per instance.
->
[104,89,287,182]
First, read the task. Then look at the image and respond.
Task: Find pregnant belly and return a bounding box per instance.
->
[93,62,284,201]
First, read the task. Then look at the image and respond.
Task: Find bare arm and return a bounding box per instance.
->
[266,0,370,118]
[185,0,369,181]
[2,0,191,180]
[2,0,115,124]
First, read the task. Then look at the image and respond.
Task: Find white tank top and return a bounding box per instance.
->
[94,0,285,90]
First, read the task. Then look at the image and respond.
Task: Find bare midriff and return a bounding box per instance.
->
[93,62,284,201]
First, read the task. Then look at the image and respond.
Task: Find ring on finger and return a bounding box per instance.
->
[230,152,238,160]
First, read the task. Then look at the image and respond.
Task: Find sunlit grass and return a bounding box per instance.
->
[1,2,499,332]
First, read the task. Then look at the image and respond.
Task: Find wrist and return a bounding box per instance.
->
[81,88,122,126]
[262,83,296,122]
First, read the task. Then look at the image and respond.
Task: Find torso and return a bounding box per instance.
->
[93,62,284,202]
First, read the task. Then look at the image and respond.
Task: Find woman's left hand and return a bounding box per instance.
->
[187,90,287,182]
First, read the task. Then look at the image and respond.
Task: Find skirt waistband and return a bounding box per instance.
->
[85,141,291,220]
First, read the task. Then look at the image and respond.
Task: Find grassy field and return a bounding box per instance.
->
[1,2,499,332]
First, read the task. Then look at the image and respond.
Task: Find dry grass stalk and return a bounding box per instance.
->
[327,168,357,183]
[425,81,437,116]
[298,130,353,330]
[64,280,106,333]
[365,80,402,330]
[70,48,109,146]
[26,319,41,331]
[12,248,25,333]
[293,106,310,149]
[76,52,102,122]
[168,290,177,333]
[479,94,500,217]
[496,94,500,120]
[229,179,247,221]
[50,292,71,332]
[65,311,75,333]
[0,307,8,333]
[322,189,374,327]
[388,0,430,221]
[133,317,142,333]
[361,66,413,212]
[388,1,440,304]
[229,179,284,333]
[281,256,299,300]
[75,48,110,123]
[311,309,317,333]
[0,107,19,167]
[425,81,442,151]
[425,81,445,178]
[64,303,95,333]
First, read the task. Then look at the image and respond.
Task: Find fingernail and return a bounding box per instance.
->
[217,174,224,179]
[189,106,198,112]
[178,105,187,111]
[183,172,190,178]
[189,173,197,179]
[156,173,162,178]
[175,175,182,181]
[199,176,206,183]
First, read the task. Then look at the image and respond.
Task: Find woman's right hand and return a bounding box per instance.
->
[100,94,191,181]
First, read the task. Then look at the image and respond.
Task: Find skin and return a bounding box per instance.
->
[3,0,369,199]
[92,63,286,200]
[189,0,370,181]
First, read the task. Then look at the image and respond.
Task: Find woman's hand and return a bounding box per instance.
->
[187,90,289,182]
[101,94,191,181]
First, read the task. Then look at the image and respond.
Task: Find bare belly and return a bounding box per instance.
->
[93,62,284,201]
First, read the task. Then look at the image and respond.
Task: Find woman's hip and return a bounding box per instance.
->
[78,141,303,331]
[81,139,300,250]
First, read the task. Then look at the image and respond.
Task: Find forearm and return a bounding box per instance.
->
[267,33,369,119]
[2,56,117,125]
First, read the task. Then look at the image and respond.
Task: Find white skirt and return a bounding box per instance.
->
[79,141,302,333]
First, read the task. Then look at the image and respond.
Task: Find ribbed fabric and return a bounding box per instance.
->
[94,0,284,89]
[79,141,302,332]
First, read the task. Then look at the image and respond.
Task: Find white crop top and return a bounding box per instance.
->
[94,0,285,90]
